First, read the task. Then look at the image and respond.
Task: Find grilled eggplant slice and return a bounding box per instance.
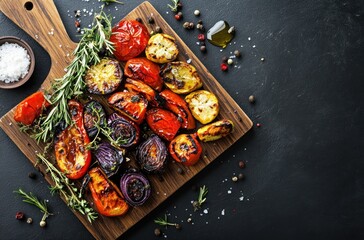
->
[161,61,203,94]
[85,58,122,95]
[197,119,234,142]
[145,34,179,64]
[185,90,219,124]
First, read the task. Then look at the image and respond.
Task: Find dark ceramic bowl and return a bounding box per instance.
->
[0,36,35,89]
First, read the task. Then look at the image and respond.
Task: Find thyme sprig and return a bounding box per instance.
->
[154,214,180,229]
[102,0,124,5]
[14,188,53,226]
[167,0,180,12]
[33,9,114,143]
[192,185,208,211]
[37,154,98,223]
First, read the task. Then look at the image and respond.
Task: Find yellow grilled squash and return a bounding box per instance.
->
[197,119,234,142]
[185,90,219,124]
[145,34,179,64]
[161,61,203,94]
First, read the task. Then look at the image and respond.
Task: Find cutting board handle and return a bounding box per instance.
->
[0,0,77,88]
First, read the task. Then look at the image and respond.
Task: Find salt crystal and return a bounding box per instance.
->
[221,209,225,215]
[248,37,251,41]
[227,190,232,194]
[203,209,208,214]
[239,196,244,201]
[186,59,192,64]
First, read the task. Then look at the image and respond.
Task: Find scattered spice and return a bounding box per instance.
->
[192,185,208,211]
[248,95,255,103]
[234,50,241,58]
[256,123,261,127]
[196,23,205,32]
[74,10,81,18]
[197,34,205,41]
[238,173,245,180]
[26,217,33,224]
[227,58,233,65]
[232,176,238,182]
[147,16,155,24]
[220,63,228,71]
[221,56,228,63]
[39,220,47,228]
[74,20,80,28]
[177,167,184,174]
[15,211,24,220]
[187,217,192,223]
[155,26,162,33]
[260,57,265,62]
[28,172,37,179]
[174,14,182,21]
[200,45,206,52]
[135,17,142,22]
[194,10,200,16]
[154,228,162,236]
[238,161,245,169]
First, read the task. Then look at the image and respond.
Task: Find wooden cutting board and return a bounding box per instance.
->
[0,0,253,239]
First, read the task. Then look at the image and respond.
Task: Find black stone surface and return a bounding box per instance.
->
[1,0,363,239]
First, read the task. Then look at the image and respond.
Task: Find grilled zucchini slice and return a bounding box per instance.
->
[185,90,219,124]
[145,34,179,64]
[161,61,203,94]
[197,119,234,142]
[85,58,122,95]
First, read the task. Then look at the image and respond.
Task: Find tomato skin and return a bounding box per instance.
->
[54,100,91,180]
[108,91,148,125]
[169,133,202,166]
[88,167,129,217]
[146,108,181,141]
[110,20,150,61]
[124,78,158,106]
[159,89,196,130]
[124,58,163,92]
[14,92,50,125]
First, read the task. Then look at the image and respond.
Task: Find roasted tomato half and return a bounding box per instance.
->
[110,20,150,61]
[54,100,91,180]
[14,92,50,125]
[146,108,181,141]
[88,167,129,217]
[108,91,148,124]
[159,89,196,130]
[124,58,163,92]
[125,78,158,106]
[169,133,202,166]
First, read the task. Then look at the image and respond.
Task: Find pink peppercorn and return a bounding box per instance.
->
[220,63,228,71]
[198,34,205,41]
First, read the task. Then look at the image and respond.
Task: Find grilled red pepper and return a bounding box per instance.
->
[169,133,202,166]
[124,58,163,92]
[124,78,158,106]
[88,167,129,217]
[14,92,50,125]
[108,91,148,124]
[159,89,196,130]
[54,100,91,180]
[146,108,181,141]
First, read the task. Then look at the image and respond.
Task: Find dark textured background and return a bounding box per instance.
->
[1,0,364,239]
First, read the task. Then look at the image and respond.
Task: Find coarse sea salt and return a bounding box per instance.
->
[0,42,30,83]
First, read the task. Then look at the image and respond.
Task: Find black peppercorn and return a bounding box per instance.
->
[234,50,241,58]
[147,16,154,24]
[200,45,206,52]
[155,26,162,33]
[238,161,245,168]
[28,172,37,179]
[154,228,161,236]
[135,17,142,23]
[238,173,245,180]
[222,56,228,63]
[177,167,184,174]
[175,223,182,230]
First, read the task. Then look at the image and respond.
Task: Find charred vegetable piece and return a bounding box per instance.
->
[124,58,163,92]
[169,133,202,166]
[14,92,50,125]
[94,142,124,177]
[108,91,148,124]
[125,78,158,107]
[88,167,129,217]
[185,90,219,124]
[160,61,202,94]
[136,135,168,173]
[145,33,179,64]
[197,119,234,142]
[120,171,151,206]
[85,58,123,95]
[159,89,196,130]
[108,113,140,148]
[83,100,106,139]
[54,100,91,180]
[146,108,181,142]
[110,20,150,61]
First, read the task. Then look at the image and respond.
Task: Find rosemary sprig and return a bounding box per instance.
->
[192,185,208,211]
[167,0,180,12]
[37,154,98,223]
[154,214,181,229]
[32,9,114,143]
[102,0,124,5]
[14,188,52,227]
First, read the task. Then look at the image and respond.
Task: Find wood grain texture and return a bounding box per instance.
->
[0,1,253,239]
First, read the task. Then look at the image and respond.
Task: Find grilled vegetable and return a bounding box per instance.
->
[108,113,140,148]
[54,100,91,180]
[120,171,151,206]
[146,108,181,141]
[84,58,122,95]
[197,119,234,142]
[159,89,195,130]
[110,20,150,61]
[88,167,129,217]
[14,92,50,125]
[124,58,163,92]
[169,133,202,166]
[83,100,106,139]
[145,33,179,64]
[125,78,157,105]
[160,61,203,94]
[108,91,148,124]
[185,90,219,124]
[136,135,168,173]
[94,142,124,177]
